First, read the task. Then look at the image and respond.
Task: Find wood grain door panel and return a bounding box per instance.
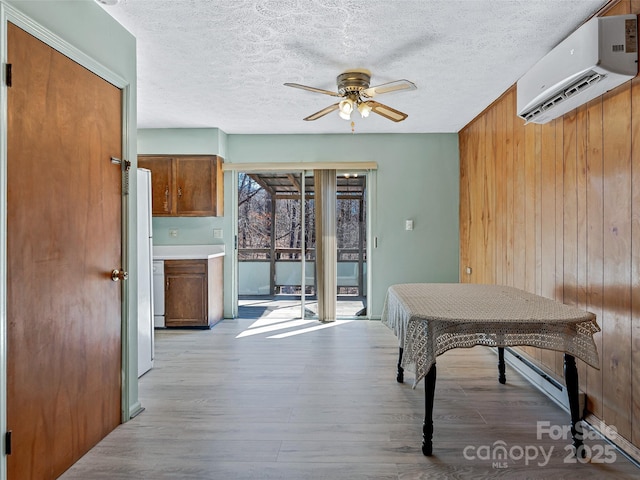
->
[7,23,122,479]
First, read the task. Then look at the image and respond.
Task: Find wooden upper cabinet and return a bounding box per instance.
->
[138,155,224,217]
[139,156,173,215]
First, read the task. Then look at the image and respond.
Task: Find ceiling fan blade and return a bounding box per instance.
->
[362,79,417,98]
[303,103,340,121]
[367,100,408,122]
[284,82,340,97]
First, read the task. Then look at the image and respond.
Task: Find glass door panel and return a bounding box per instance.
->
[237,171,312,320]
[336,172,367,317]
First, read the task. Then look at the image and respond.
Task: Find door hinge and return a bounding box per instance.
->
[5,63,12,87]
[110,157,131,172]
[5,430,11,455]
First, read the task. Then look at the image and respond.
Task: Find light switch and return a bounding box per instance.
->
[466,266,472,275]
[213,228,223,239]
[405,220,414,231]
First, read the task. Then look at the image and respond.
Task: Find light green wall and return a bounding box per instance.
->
[227,133,460,316]
[138,130,460,319]
[138,127,226,156]
[1,0,140,435]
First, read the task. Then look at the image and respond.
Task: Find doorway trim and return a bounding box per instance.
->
[0,5,134,478]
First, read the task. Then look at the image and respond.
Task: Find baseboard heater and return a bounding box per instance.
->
[497,347,640,467]
[496,347,582,414]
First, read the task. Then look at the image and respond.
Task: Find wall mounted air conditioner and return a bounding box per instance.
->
[517,14,638,124]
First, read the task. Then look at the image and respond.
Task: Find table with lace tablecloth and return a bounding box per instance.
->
[381,283,600,456]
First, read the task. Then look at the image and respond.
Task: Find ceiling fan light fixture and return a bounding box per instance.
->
[358,102,372,118]
[285,70,415,123]
[339,98,354,114]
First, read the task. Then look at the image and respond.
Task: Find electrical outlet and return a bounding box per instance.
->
[169,228,179,238]
[213,228,223,239]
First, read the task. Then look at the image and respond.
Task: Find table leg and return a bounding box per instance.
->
[498,347,506,384]
[422,364,437,456]
[397,347,404,383]
[564,354,585,457]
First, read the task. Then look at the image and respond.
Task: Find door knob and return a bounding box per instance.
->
[111,269,128,282]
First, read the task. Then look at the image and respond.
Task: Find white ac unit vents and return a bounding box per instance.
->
[517,14,638,124]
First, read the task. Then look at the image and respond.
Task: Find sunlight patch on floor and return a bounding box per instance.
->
[235,319,316,338]
[235,318,355,339]
[267,320,354,338]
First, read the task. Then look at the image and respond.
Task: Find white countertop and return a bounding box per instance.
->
[153,244,225,260]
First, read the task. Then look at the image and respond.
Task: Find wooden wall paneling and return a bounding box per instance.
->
[563,110,580,372]
[483,107,496,285]
[470,120,482,284]
[474,119,483,283]
[576,105,589,391]
[457,1,640,449]
[631,71,640,448]
[602,83,633,441]
[523,122,539,359]
[585,97,605,418]
[524,123,537,295]
[495,99,505,286]
[563,111,578,310]
[539,121,558,373]
[532,124,544,362]
[608,0,631,15]
[505,88,516,287]
[513,100,527,291]
[554,118,566,376]
[475,117,486,284]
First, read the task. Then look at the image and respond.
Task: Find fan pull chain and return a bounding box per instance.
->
[351,121,355,133]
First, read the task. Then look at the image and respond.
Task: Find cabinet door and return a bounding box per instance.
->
[175,156,216,216]
[164,260,208,327]
[138,156,174,216]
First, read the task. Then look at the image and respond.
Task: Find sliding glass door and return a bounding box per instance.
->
[235,168,369,321]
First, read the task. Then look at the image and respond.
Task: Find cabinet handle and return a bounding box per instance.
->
[178,186,183,198]
[166,278,169,290]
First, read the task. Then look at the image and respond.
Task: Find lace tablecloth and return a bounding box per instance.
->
[381,283,601,387]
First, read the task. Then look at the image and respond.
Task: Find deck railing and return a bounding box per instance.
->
[238,247,366,296]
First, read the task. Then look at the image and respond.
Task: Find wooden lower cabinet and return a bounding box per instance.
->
[164,258,223,328]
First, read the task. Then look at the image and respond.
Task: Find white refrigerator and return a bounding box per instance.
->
[137,168,154,377]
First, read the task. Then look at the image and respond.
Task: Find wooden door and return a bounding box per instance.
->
[175,156,216,216]
[138,156,173,215]
[6,23,123,479]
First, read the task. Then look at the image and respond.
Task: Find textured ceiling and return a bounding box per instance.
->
[99,0,606,134]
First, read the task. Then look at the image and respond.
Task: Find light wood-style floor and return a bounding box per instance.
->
[60,319,639,479]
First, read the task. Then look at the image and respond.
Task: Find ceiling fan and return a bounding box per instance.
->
[284,69,417,122]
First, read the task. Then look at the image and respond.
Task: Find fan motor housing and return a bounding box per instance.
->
[337,70,371,95]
